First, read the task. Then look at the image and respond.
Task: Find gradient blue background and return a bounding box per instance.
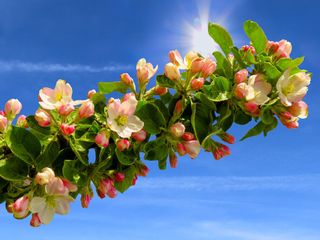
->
[0,0,319,239]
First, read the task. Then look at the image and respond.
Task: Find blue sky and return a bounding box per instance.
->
[1,0,320,239]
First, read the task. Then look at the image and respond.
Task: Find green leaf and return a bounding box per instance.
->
[263,62,282,84]
[116,148,137,166]
[217,103,233,131]
[6,127,41,165]
[208,22,234,55]
[26,116,51,140]
[144,138,168,161]
[277,57,304,71]
[234,109,252,125]
[191,103,212,143]
[212,52,233,78]
[202,76,232,102]
[261,108,274,125]
[98,81,129,94]
[156,75,175,88]
[241,121,266,141]
[62,160,87,186]
[158,156,167,170]
[230,47,247,68]
[152,99,170,122]
[195,92,217,111]
[135,102,167,134]
[264,117,278,136]
[243,20,268,54]
[37,140,60,170]
[0,156,29,181]
[114,167,137,193]
[69,138,88,166]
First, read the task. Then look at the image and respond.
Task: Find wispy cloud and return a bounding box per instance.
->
[136,174,320,192]
[0,60,133,73]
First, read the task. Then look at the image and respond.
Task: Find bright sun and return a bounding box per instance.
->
[182,4,221,57]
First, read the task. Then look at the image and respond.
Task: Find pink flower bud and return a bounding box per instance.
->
[219,133,235,144]
[61,178,78,192]
[201,58,216,78]
[0,111,5,116]
[234,69,248,84]
[30,213,41,227]
[170,122,185,138]
[279,111,299,129]
[16,115,28,128]
[182,132,195,141]
[191,58,204,74]
[241,45,256,54]
[116,139,130,151]
[35,109,51,127]
[213,144,231,160]
[120,73,134,86]
[13,196,29,219]
[122,92,135,102]
[164,63,181,81]
[168,49,186,68]
[267,41,280,53]
[95,132,110,148]
[4,99,22,119]
[176,143,187,156]
[132,175,138,185]
[131,129,147,142]
[115,172,125,182]
[58,103,74,116]
[78,100,94,119]
[154,86,168,96]
[35,167,55,185]
[244,102,259,114]
[138,165,149,177]
[234,83,248,99]
[174,100,183,115]
[288,101,308,119]
[87,89,96,99]
[81,193,92,208]
[184,140,201,159]
[60,123,75,136]
[0,115,8,132]
[275,40,292,59]
[169,153,178,168]
[191,78,205,90]
[98,178,117,199]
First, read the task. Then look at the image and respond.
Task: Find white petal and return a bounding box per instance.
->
[127,115,144,132]
[55,196,72,215]
[120,96,137,116]
[38,205,55,225]
[29,197,46,214]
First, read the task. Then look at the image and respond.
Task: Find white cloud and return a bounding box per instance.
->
[0,60,133,72]
[136,174,320,192]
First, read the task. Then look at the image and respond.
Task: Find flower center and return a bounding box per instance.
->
[46,196,56,208]
[115,115,128,126]
[283,83,295,95]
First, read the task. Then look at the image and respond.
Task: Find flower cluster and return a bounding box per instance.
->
[0,20,311,226]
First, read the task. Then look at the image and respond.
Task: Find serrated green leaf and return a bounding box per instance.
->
[6,127,41,165]
[208,23,234,55]
[98,81,129,94]
[243,20,268,54]
[0,156,29,181]
[135,102,166,134]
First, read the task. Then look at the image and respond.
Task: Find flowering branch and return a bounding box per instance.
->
[0,20,311,227]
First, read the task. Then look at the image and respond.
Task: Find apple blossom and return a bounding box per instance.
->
[169,122,185,138]
[5,99,22,120]
[288,101,308,119]
[234,69,249,84]
[154,85,168,96]
[39,79,83,110]
[276,70,311,107]
[138,165,149,177]
[164,63,181,81]
[169,49,186,68]
[176,143,187,156]
[98,178,117,199]
[182,132,195,141]
[81,193,92,209]
[213,144,231,160]
[58,103,74,116]
[107,94,144,138]
[201,58,216,78]
[131,129,147,142]
[95,131,110,148]
[246,74,272,105]
[219,133,235,144]
[184,51,199,68]
[116,139,130,151]
[184,140,201,159]
[87,89,96,99]
[30,213,41,227]
[35,109,51,127]
[12,196,29,219]
[191,78,205,90]
[115,172,125,182]
[16,115,28,128]
[29,177,73,225]
[35,168,55,186]
[78,100,94,119]
[169,153,178,168]
[136,58,158,87]
[60,123,75,136]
